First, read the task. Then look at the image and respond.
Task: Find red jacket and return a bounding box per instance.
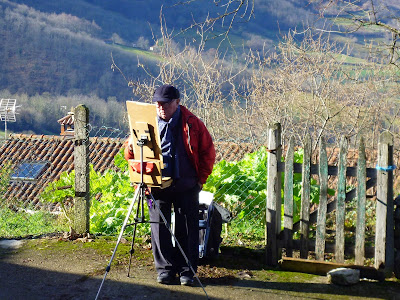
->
[124,105,216,184]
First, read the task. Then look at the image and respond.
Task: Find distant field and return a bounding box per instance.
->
[111,43,161,62]
[333,17,389,34]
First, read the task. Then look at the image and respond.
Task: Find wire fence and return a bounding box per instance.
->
[0,108,267,243]
[1,105,398,259]
[2,103,400,274]
[85,124,268,240]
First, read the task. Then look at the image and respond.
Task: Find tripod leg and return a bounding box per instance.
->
[127,222,139,277]
[127,193,142,277]
[95,185,141,300]
[146,187,209,299]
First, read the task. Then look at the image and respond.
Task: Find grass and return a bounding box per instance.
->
[111,43,162,62]
[223,219,265,248]
[0,205,68,238]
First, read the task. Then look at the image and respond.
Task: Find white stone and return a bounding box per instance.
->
[0,240,24,249]
[327,268,360,286]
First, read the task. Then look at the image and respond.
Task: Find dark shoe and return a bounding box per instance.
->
[157,273,174,284]
[180,275,194,286]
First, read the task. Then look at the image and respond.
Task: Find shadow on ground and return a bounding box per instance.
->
[0,261,217,300]
[0,237,399,300]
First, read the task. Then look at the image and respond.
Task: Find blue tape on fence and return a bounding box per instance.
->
[375,164,396,171]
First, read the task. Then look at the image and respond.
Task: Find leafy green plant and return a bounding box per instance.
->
[40,148,149,235]
[89,166,137,234]
[203,147,334,228]
[204,147,268,222]
[40,170,75,224]
[40,146,334,240]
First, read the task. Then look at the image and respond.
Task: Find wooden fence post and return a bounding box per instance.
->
[283,136,294,257]
[335,136,348,263]
[300,134,311,259]
[74,104,90,234]
[316,137,328,261]
[266,123,282,266]
[355,137,367,265]
[375,131,394,273]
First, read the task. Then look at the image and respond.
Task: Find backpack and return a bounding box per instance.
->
[198,191,231,259]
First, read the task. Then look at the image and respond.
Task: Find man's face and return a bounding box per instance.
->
[156,99,180,121]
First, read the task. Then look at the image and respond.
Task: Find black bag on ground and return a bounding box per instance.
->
[198,191,231,259]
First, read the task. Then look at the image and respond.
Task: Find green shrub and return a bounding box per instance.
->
[203,147,333,228]
[40,148,149,235]
[40,146,333,240]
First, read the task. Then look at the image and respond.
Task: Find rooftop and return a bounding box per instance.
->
[0,135,257,207]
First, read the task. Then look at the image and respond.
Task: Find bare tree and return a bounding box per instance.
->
[112,2,399,156]
[311,0,400,67]
[170,0,255,43]
[240,29,400,152]
[114,17,252,143]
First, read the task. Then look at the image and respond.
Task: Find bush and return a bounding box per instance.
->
[40,146,333,242]
[40,148,150,235]
[204,147,332,224]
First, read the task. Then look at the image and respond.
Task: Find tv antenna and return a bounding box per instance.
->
[0,99,21,140]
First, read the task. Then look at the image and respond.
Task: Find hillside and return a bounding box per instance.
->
[0,0,314,101]
[0,0,162,101]
[0,0,398,135]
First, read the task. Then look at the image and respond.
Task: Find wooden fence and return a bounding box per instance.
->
[265,123,396,275]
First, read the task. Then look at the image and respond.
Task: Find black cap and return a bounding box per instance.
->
[152,84,180,102]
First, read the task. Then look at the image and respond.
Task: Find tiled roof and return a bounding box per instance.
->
[214,141,258,162]
[0,134,124,208]
[0,135,255,208]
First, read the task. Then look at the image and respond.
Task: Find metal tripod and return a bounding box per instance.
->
[95,136,209,300]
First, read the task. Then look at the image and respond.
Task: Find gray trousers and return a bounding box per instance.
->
[149,184,200,277]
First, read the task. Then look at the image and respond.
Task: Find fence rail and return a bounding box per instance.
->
[265,123,396,275]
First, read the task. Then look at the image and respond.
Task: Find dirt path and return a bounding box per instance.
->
[0,236,399,300]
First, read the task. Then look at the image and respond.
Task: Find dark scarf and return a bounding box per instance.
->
[158,106,181,178]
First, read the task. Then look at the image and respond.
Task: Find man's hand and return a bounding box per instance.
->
[128,135,135,153]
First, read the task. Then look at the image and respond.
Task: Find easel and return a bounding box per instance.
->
[95,101,209,300]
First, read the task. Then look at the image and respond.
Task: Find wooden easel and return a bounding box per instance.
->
[126,101,172,188]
